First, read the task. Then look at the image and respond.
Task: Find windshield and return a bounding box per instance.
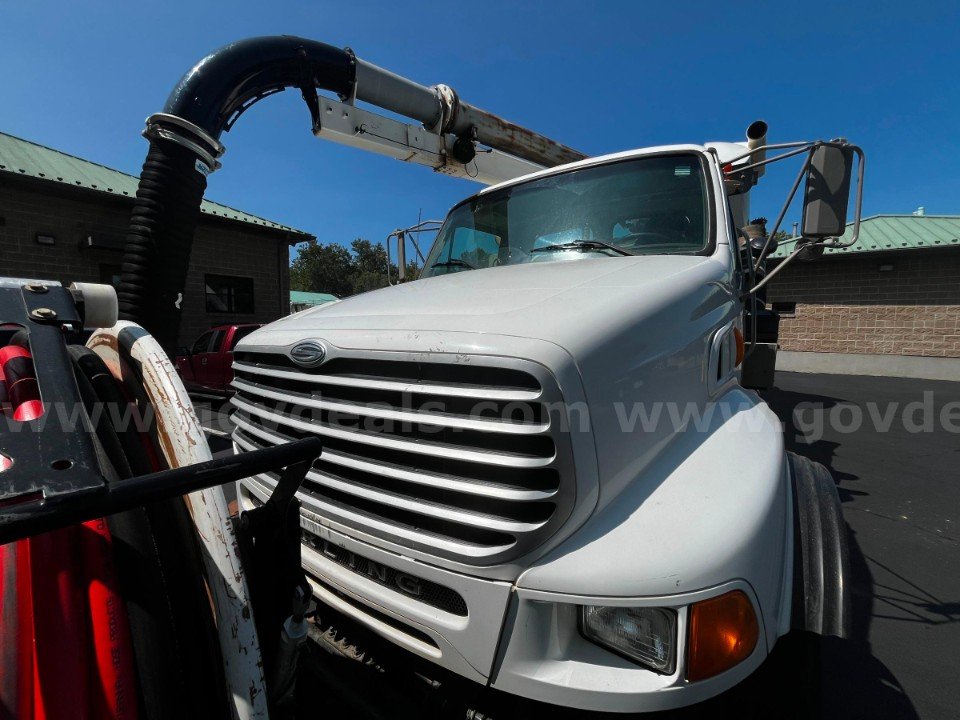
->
[422,154,709,277]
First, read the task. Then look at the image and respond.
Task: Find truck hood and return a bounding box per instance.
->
[271,255,723,351]
[242,254,739,579]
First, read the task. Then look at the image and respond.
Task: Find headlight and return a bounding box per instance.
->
[579,605,677,674]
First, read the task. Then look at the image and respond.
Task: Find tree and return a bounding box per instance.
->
[290,240,355,297]
[349,238,391,294]
[289,238,422,298]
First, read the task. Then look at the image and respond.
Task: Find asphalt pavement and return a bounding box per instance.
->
[761,372,959,720]
[194,372,960,719]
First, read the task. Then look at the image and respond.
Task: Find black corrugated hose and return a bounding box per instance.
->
[118,140,207,354]
[117,36,358,354]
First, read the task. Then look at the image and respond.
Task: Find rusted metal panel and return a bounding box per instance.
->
[455,101,587,168]
[352,57,586,168]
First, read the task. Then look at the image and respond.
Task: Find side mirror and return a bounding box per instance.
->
[801,144,854,239]
[176,346,190,357]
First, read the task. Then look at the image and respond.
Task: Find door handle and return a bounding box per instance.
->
[201,358,208,365]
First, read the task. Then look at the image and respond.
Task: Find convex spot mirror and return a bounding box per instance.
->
[801,144,854,239]
[749,234,777,255]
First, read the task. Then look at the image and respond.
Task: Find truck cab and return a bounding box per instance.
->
[176,323,261,395]
[231,143,851,713]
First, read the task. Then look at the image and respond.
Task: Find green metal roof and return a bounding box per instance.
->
[290,290,339,306]
[770,214,960,260]
[0,131,313,239]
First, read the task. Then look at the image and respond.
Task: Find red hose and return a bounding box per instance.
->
[29,527,90,720]
[80,519,138,720]
[0,540,36,719]
[0,343,138,719]
[0,526,140,720]
[0,345,43,421]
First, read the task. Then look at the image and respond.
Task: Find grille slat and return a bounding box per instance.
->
[232,348,575,565]
[235,431,549,533]
[302,468,548,533]
[234,416,556,502]
[232,395,555,468]
[233,359,541,401]
[232,376,550,435]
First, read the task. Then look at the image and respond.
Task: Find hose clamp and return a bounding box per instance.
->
[429,84,459,136]
[143,113,226,173]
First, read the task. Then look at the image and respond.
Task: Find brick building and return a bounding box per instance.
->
[0,131,312,347]
[766,215,960,379]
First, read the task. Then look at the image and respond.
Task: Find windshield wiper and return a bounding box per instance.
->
[428,258,478,270]
[529,240,636,256]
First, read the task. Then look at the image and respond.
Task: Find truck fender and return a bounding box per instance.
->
[788,452,851,638]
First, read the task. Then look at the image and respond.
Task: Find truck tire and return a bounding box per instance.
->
[724,456,853,719]
[788,452,851,638]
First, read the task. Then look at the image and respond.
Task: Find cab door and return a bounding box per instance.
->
[177,330,213,390]
[195,329,226,390]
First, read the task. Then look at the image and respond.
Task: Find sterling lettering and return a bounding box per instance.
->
[317,537,422,598]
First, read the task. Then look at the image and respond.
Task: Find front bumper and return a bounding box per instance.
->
[239,476,513,684]
[240,477,770,714]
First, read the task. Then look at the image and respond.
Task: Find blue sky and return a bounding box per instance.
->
[2,2,958,261]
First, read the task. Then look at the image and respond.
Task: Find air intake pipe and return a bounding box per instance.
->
[119,36,584,351]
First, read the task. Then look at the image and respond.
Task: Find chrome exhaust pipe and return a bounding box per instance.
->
[746,120,768,177]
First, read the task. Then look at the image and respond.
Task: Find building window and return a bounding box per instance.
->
[205,274,255,313]
[99,264,122,289]
[772,301,797,317]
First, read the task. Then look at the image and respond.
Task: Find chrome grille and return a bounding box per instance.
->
[230,348,575,565]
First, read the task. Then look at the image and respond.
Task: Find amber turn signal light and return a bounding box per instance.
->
[686,590,759,682]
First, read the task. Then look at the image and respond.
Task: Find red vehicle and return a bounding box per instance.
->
[175,324,261,395]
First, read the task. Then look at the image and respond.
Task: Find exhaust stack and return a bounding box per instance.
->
[746,120,768,178]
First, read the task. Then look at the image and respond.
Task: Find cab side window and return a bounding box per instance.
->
[191,331,213,355]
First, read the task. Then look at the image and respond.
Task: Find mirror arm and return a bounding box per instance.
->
[726,142,817,177]
[746,243,807,299]
[752,149,815,274]
[722,140,815,167]
[745,145,864,300]
[385,230,397,286]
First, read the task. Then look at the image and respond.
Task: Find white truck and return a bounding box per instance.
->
[107,35,863,715]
